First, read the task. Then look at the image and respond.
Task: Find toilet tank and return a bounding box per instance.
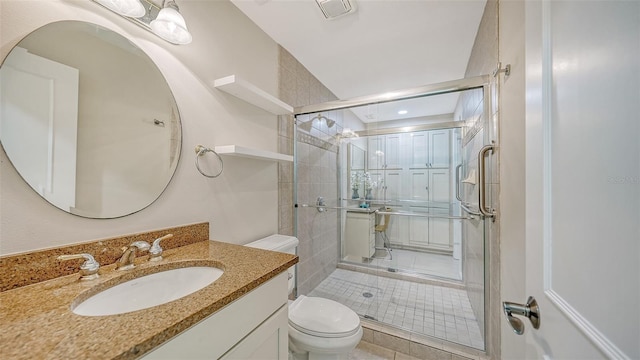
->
[245,234,299,254]
[245,234,299,294]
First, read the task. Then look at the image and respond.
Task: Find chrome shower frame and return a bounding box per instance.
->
[292,74,495,353]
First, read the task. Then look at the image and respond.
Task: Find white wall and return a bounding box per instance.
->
[0,0,281,254]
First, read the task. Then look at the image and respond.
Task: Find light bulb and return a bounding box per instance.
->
[150,5,192,45]
[95,0,145,18]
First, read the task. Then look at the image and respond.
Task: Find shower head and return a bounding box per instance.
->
[298,119,314,132]
[297,113,336,132]
[322,115,336,128]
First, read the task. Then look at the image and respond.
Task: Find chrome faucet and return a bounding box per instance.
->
[149,234,173,262]
[57,253,100,280]
[117,241,150,270]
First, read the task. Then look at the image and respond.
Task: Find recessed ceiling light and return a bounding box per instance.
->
[398,110,408,115]
[315,0,356,20]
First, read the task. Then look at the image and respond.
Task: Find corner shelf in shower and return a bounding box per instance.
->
[213,75,294,115]
[214,145,293,163]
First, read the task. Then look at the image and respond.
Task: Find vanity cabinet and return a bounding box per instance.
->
[344,210,376,259]
[143,272,289,360]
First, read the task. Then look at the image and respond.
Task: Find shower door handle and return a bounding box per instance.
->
[455,164,462,202]
[478,144,496,218]
[503,296,540,335]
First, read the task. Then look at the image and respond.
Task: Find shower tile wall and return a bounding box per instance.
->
[277,46,342,295]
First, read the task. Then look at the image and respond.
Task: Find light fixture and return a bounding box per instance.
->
[315,0,357,20]
[150,0,192,45]
[298,113,336,132]
[397,110,408,115]
[95,0,145,17]
[91,0,192,45]
[338,128,359,139]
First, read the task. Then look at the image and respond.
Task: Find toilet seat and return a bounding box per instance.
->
[288,296,361,338]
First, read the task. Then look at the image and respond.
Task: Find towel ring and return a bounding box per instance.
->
[195,145,223,178]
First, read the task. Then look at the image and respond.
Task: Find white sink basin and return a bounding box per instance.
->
[72,266,224,316]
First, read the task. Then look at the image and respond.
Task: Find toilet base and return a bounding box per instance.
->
[288,324,362,360]
[289,351,349,360]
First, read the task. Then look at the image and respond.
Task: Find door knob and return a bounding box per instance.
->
[502,296,540,335]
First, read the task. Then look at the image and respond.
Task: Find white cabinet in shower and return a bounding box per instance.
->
[383,170,403,204]
[401,207,452,252]
[407,168,451,206]
[344,210,376,260]
[428,209,452,250]
[367,134,402,170]
[366,169,403,205]
[408,129,451,169]
[391,169,452,252]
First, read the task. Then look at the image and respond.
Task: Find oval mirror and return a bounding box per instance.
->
[0,21,181,218]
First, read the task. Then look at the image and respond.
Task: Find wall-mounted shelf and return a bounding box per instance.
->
[213,75,294,115]
[214,145,293,163]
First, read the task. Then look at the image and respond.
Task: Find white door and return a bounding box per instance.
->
[428,169,450,206]
[428,129,450,168]
[367,135,385,169]
[384,133,402,169]
[520,1,639,359]
[428,209,451,250]
[409,131,428,168]
[409,169,429,202]
[384,170,402,204]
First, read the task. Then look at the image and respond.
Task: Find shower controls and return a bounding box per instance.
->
[502,296,540,335]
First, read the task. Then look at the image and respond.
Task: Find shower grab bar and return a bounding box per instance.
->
[478,144,496,218]
[460,202,482,216]
[375,210,472,220]
[298,203,350,211]
[455,164,463,202]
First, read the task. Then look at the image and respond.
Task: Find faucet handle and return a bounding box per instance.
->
[57,253,100,280]
[149,234,173,262]
[117,241,151,271]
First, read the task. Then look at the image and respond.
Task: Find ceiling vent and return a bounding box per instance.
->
[315,0,356,19]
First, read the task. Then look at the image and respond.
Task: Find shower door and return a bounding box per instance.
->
[293,76,496,351]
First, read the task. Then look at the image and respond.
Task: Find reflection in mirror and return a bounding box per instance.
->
[0,21,181,218]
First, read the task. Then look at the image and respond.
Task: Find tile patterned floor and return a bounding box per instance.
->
[309,268,484,350]
[367,248,462,280]
[349,341,419,360]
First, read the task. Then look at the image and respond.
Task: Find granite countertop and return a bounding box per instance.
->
[0,240,298,360]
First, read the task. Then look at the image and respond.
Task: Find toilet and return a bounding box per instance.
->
[246,235,363,360]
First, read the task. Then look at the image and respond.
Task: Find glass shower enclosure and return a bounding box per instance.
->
[293,76,495,351]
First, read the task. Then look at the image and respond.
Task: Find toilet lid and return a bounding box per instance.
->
[288,296,361,338]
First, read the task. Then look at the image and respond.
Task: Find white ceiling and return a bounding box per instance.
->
[231,0,487,122]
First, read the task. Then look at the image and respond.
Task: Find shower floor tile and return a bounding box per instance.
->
[308,268,484,350]
[368,249,462,280]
